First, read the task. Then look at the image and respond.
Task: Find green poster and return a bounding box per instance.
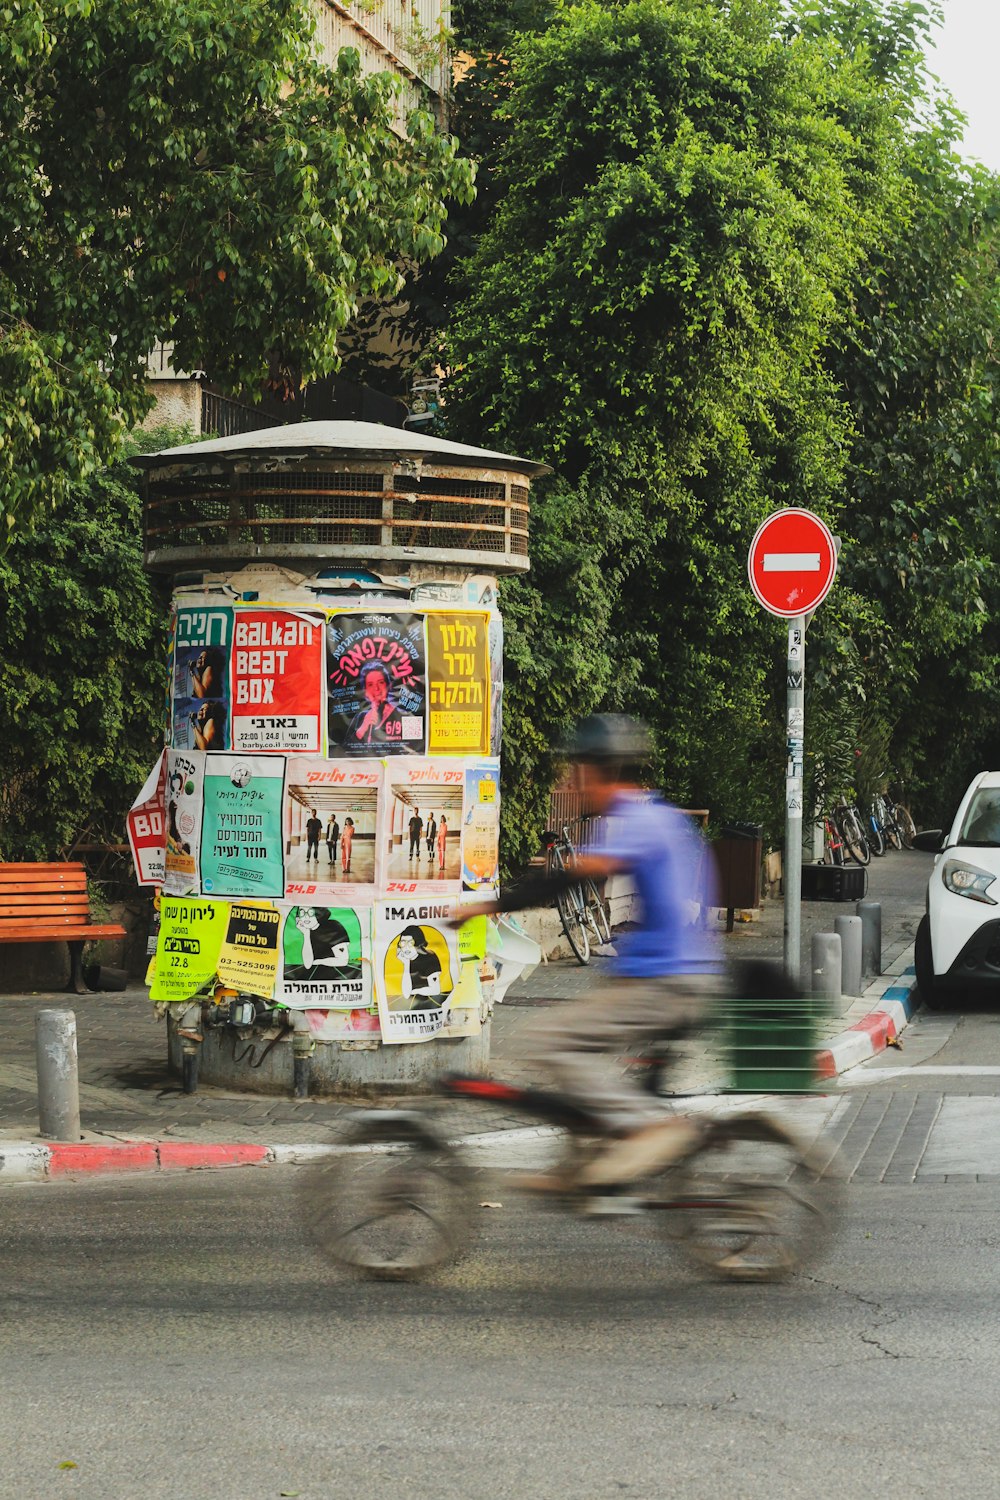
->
[200,755,286,898]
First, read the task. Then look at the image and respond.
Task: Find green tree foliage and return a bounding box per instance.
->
[797,1,1000,823]
[445,0,911,865]
[0,0,475,542]
[0,428,186,860]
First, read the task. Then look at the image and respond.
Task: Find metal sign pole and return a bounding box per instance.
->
[784,617,805,984]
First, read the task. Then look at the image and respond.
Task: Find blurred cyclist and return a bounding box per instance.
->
[463,714,722,1191]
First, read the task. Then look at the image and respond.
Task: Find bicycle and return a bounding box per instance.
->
[831,797,870,866]
[299,1068,841,1285]
[822,813,844,866]
[864,795,887,857]
[543,823,613,965]
[883,779,917,850]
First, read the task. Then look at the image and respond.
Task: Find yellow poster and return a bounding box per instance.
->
[149,897,225,1002]
[216,903,281,998]
[426,613,490,755]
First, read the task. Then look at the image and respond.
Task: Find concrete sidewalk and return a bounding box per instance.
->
[0,851,927,1171]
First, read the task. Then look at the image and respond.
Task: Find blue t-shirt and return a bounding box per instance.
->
[596,792,721,979]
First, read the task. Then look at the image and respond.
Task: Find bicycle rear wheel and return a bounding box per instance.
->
[671,1115,840,1282]
[300,1114,475,1280]
[867,808,886,858]
[877,795,901,851]
[557,883,591,964]
[837,808,870,866]
[895,805,917,850]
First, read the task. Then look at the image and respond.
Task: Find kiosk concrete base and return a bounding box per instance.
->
[167,1015,492,1097]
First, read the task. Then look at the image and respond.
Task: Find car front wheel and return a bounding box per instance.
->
[914,915,962,1010]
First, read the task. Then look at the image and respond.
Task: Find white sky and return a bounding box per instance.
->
[929,0,1000,171]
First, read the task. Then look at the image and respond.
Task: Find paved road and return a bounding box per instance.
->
[6,1000,1000,1500]
[4,1172,1000,1500]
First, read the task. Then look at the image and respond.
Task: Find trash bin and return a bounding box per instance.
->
[713,822,763,926]
[720,961,817,1093]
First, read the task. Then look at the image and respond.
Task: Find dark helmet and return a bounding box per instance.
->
[561,713,653,763]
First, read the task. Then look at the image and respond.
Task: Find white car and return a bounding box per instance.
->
[915,771,1000,1006]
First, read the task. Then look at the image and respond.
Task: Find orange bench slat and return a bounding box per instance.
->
[0,923,127,942]
[0,876,88,888]
[0,863,87,874]
[0,912,106,927]
[0,893,92,908]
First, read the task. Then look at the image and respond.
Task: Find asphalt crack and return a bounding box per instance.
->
[802,1271,909,1361]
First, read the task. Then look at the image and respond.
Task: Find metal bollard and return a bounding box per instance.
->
[811,932,844,1013]
[292,1028,313,1100]
[856,900,882,978]
[35,1009,81,1142]
[835,914,864,999]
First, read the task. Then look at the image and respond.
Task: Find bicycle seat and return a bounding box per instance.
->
[541,829,558,846]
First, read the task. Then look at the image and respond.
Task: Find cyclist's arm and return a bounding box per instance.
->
[458,853,625,922]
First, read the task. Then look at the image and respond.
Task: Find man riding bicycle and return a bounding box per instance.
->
[463,713,722,1193]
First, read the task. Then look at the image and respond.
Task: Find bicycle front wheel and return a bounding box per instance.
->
[300,1114,475,1280]
[867,809,886,858]
[896,805,917,850]
[837,809,870,866]
[672,1115,840,1282]
[557,883,591,964]
[584,880,612,946]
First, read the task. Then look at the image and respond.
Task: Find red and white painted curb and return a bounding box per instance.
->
[0,1139,278,1184]
[816,966,919,1081]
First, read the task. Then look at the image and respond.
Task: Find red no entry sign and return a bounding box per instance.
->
[747,509,837,618]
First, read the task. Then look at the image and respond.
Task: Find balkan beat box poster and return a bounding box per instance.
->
[230,609,325,753]
[327,612,426,755]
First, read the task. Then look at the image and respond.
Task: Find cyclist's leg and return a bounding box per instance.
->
[522,974,715,1136]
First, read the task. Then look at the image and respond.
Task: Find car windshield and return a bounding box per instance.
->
[957,790,1000,847]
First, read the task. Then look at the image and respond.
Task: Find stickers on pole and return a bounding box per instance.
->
[326,612,426,755]
[283,757,381,904]
[374,899,460,1044]
[488,613,504,758]
[201,755,286,899]
[171,605,233,752]
[231,610,325,752]
[381,759,464,896]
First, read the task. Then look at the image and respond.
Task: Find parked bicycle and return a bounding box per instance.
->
[822,812,845,866]
[883,779,917,850]
[543,822,613,964]
[864,796,887,857]
[831,797,870,866]
[300,1066,841,1284]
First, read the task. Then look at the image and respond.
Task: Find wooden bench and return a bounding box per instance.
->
[0,863,127,994]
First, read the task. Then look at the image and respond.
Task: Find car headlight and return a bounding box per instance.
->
[942,859,999,904]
